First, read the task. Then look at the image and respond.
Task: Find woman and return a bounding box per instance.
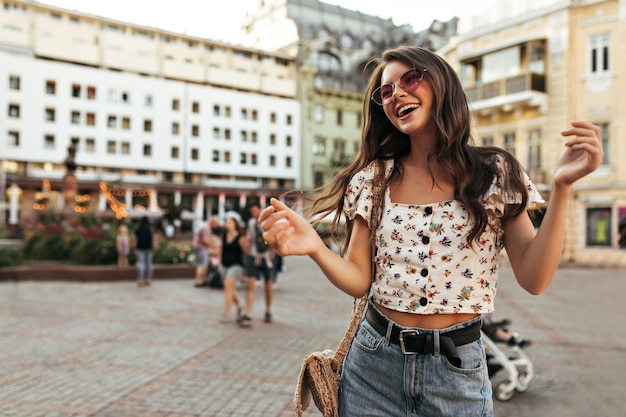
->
[259,46,602,416]
[219,212,251,327]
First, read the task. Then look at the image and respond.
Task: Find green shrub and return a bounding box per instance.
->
[0,246,23,268]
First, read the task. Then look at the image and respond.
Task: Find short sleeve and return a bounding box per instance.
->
[483,155,545,218]
[343,161,383,226]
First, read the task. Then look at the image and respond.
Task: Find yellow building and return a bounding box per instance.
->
[442,0,626,266]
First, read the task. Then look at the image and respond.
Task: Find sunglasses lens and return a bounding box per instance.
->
[399,69,421,93]
[371,68,424,105]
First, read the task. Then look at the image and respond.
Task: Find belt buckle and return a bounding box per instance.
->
[399,329,420,354]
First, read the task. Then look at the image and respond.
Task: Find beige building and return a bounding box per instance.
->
[441,0,626,265]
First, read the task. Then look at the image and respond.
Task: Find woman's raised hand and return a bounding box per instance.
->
[556,120,604,186]
[258,198,324,257]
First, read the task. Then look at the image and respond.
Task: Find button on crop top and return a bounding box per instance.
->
[343,159,544,315]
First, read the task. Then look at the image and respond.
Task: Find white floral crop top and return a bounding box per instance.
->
[344,158,544,315]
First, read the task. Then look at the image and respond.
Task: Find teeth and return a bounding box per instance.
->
[398,104,420,117]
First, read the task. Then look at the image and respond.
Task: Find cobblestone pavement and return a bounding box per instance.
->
[0,256,624,417]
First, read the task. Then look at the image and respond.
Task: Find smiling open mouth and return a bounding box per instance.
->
[397,104,420,117]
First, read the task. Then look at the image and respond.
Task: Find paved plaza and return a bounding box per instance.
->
[0,256,624,417]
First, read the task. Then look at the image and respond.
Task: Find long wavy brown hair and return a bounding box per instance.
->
[306,46,528,255]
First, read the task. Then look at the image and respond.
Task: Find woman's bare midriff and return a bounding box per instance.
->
[377,304,478,330]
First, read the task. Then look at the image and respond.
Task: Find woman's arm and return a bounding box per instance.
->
[259,198,371,298]
[504,120,603,294]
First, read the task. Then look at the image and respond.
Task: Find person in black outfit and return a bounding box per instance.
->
[219,212,251,326]
[134,216,154,287]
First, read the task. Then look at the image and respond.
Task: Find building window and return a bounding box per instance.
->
[225,106,231,118]
[286,135,292,147]
[213,127,220,139]
[336,109,343,126]
[251,132,257,143]
[122,117,131,130]
[270,133,276,145]
[240,152,247,164]
[586,207,612,247]
[286,156,292,167]
[314,105,324,123]
[192,101,200,113]
[527,129,542,169]
[144,119,153,132]
[313,137,326,155]
[598,122,610,165]
[251,153,257,165]
[107,140,116,154]
[86,113,96,126]
[191,148,199,160]
[314,171,324,188]
[45,80,56,95]
[269,155,276,166]
[108,115,117,128]
[270,112,276,123]
[503,132,515,156]
[172,99,180,111]
[121,92,130,103]
[143,144,152,156]
[87,86,96,99]
[172,122,180,135]
[252,109,258,121]
[121,141,130,155]
[171,146,179,159]
[224,151,231,163]
[145,95,153,107]
[589,33,610,75]
[481,136,494,146]
[240,130,247,142]
[8,131,19,147]
[340,33,354,49]
[213,105,220,116]
[191,125,199,137]
[286,114,292,125]
[45,108,55,122]
[9,75,20,90]
[85,138,95,152]
[71,84,81,98]
[212,150,219,162]
[224,129,231,140]
[241,108,248,119]
[8,104,19,118]
[71,111,81,124]
[44,134,55,149]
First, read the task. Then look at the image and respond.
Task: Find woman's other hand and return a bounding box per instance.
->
[556,120,604,186]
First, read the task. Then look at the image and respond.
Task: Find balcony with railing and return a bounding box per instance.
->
[464,72,547,113]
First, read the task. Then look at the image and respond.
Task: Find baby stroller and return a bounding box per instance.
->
[481,316,534,401]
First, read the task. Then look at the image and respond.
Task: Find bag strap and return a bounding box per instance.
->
[331,294,368,365]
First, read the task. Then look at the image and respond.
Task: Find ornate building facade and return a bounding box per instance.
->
[442,0,626,265]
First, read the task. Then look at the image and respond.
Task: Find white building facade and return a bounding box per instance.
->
[0,0,300,226]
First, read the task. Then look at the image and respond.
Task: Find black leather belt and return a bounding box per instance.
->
[365,302,482,367]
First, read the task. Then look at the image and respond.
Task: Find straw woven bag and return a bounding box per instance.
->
[294,296,368,417]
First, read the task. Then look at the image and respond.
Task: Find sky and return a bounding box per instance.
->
[43,0,498,44]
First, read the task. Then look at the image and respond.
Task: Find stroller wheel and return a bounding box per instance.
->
[515,372,532,392]
[494,380,515,401]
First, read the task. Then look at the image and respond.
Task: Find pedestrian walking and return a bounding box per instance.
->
[246,201,274,323]
[192,218,213,287]
[259,45,603,416]
[134,216,154,287]
[219,212,251,326]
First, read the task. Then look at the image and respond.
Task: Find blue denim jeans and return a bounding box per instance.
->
[339,313,493,417]
[136,250,153,281]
